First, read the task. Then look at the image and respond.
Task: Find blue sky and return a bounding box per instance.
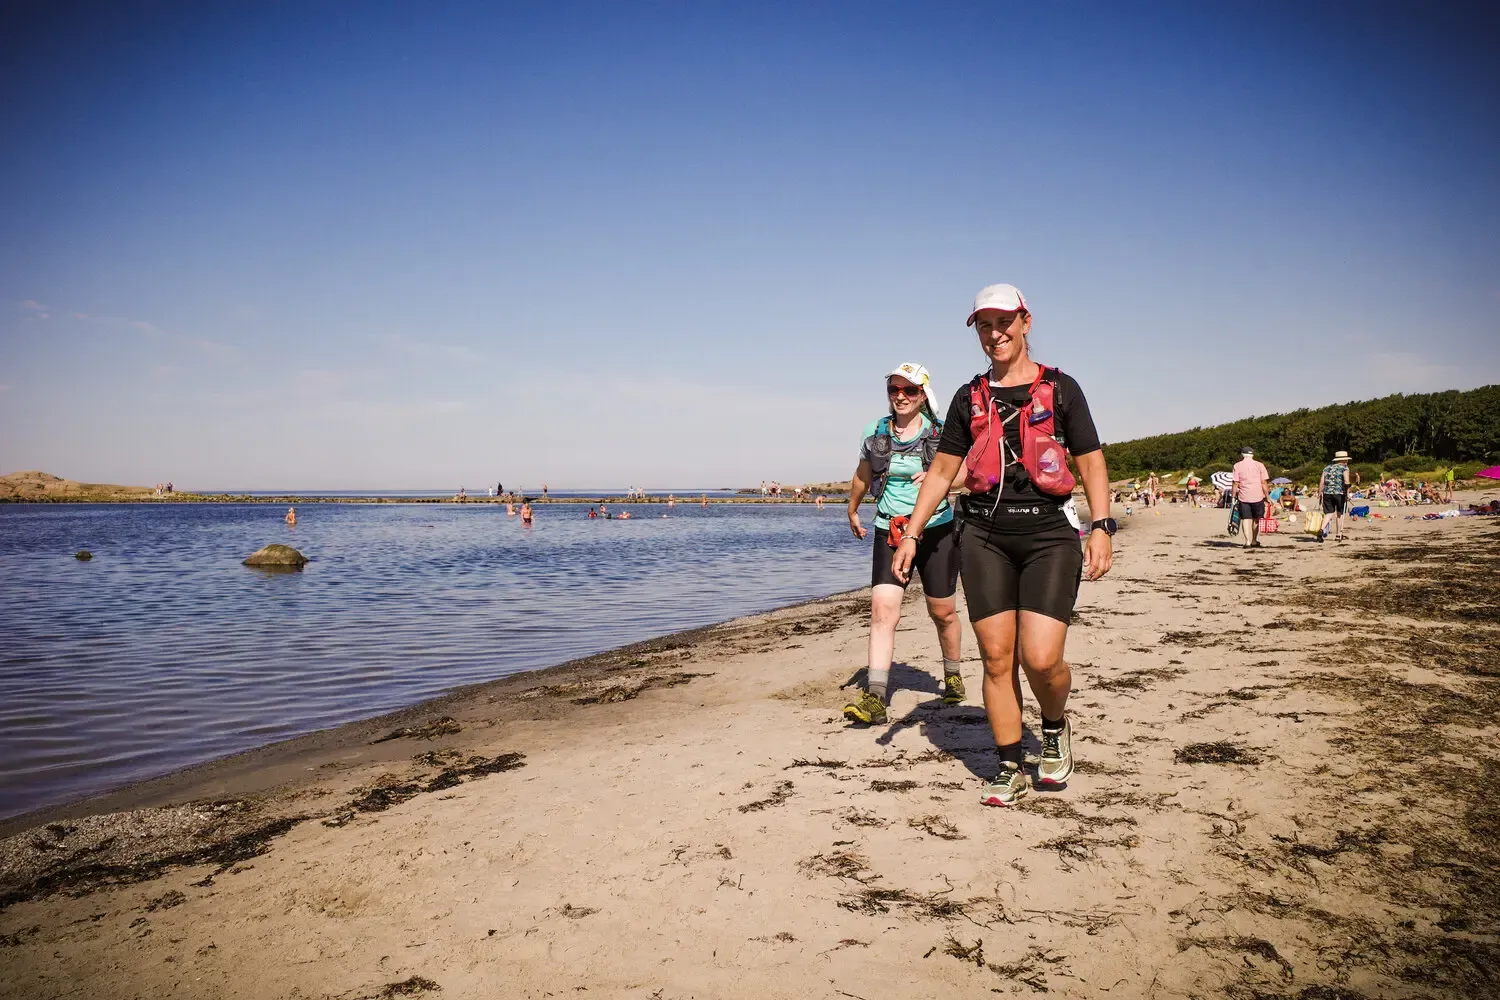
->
[2,1,1497,489]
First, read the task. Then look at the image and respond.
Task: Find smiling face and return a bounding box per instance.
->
[972,308,1032,366]
[886,376,927,418]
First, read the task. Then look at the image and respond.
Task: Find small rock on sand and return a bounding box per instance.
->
[243,544,308,568]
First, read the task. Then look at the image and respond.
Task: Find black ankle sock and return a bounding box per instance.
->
[996,741,1024,767]
[1041,713,1066,732]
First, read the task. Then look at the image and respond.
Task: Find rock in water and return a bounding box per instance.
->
[243,544,308,568]
[75,550,92,561]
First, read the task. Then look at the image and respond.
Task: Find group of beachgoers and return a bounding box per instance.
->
[841,283,1115,808]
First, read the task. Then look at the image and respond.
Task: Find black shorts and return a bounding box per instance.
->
[1237,500,1266,521]
[958,516,1083,624]
[1322,493,1346,515]
[872,520,959,598]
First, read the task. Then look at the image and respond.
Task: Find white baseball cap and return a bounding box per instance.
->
[966,283,1029,326]
[886,362,942,417]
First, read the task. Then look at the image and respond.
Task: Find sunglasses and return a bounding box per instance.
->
[887,384,924,399]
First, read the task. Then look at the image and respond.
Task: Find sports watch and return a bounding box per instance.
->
[1090,518,1117,536]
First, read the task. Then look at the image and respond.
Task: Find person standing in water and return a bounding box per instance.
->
[843,363,963,725]
[285,507,296,526]
[520,501,533,526]
[893,284,1113,807]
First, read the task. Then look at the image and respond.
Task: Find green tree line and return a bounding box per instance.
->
[1102,384,1500,478]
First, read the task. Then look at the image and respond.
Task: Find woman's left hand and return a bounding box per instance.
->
[910,471,927,484]
[1083,530,1112,581]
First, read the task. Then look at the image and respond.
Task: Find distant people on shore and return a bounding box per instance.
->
[1318,451,1352,542]
[542,483,548,496]
[1232,447,1270,549]
[842,363,963,729]
[285,506,296,526]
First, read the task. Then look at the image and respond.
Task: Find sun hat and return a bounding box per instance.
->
[1333,450,1351,463]
[886,362,942,417]
[966,283,1029,326]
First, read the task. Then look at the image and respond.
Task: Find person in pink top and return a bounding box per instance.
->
[1232,447,1271,549]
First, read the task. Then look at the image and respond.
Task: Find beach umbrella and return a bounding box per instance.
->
[1272,477,1292,484]
[1210,471,1234,491]
[1477,466,1500,480]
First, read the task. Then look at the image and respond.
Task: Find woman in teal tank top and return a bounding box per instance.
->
[842,363,964,726]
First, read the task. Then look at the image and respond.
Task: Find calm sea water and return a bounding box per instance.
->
[0,502,870,820]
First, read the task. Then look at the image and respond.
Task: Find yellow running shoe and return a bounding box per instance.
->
[942,674,966,705]
[842,690,888,725]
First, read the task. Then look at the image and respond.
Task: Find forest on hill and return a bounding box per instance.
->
[1101,384,1500,482]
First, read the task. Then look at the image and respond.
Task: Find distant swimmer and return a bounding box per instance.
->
[617,511,632,520]
[701,494,708,508]
[520,502,533,526]
[668,494,676,508]
[589,507,598,519]
[816,495,826,509]
[285,507,297,526]
[507,502,515,516]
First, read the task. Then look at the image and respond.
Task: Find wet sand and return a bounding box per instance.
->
[2,495,1498,998]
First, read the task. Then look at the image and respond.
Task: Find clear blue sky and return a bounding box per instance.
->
[3,1,1496,489]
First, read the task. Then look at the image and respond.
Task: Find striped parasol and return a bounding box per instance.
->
[1210,471,1234,491]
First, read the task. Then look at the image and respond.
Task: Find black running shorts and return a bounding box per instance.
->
[958,517,1083,624]
[1321,493,1346,515]
[872,520,959,598]
[1237,500,1266,521]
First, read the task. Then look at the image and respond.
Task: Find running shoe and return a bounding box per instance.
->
[942,673,966,705]
[980,761,1028,807]
[1036,718,1074,786]
[842,690,887,725]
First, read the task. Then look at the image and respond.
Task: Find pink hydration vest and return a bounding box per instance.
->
[964,366,1077,500]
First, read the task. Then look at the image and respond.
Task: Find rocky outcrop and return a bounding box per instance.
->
[242,544,308,569]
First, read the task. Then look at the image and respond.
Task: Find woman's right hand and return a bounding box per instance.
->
[891,535,918,583]
[848,509,867,540]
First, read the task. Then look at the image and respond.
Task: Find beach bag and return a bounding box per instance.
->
[1305,511,1325,535]
[1259,517,1279,533]
[1227,506,1241,535]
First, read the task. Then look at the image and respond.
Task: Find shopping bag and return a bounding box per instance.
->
[1305,511,1325,535]
[1258,517,1279,533]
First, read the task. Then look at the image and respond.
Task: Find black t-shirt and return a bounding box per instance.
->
[937,367,1101,523]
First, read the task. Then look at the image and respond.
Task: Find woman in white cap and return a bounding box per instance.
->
[893,284,1115,807]
[842,363,963,725]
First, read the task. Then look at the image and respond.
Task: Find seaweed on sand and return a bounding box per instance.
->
[1091,667,1186,693]
[572,671,713,705]
[0,812,307,909]
[869,779,920,792]
[784,758,847,770]
[1177,935,1293,979]
[370,716,461,743]
[908,815,965,840]
[738,780,794,813]
[375,977,442,997]
[326,753,527,825]
[1175,742,1262,765]
[799,851,876,881]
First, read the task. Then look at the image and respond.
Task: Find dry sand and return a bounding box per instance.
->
[2,497,1498,999]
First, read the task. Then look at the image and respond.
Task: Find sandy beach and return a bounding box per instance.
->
[2,497,1497,999]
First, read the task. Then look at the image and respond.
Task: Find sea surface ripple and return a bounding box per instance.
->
[0,502,869,820]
